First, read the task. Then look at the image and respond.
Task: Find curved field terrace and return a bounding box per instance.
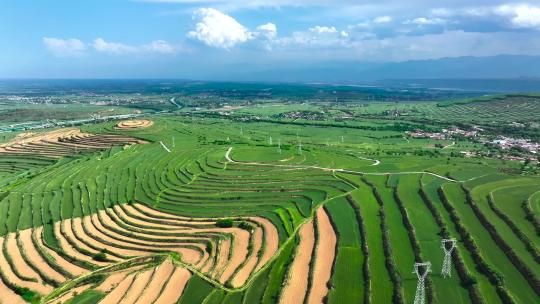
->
[0,107,538,304]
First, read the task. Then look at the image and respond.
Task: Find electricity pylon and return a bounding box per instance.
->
[441,239,457,278]
[413,262,432,304]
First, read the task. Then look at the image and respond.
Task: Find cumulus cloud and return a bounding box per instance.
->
[496,4,540,30]
[143,40,178,54]
[407,17,447,25]
[92,38,138,54]
[309,26,338,34]
[275,25,352,49]
[92,38,181,55]
[374,16,392,24]
[256,23,277,39]
[187,8,253,49]
[42,37,86,57]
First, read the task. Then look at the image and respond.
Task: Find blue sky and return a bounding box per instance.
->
[2,0,540,78]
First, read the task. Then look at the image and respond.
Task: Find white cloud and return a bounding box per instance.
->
[42,37,86,57]
[92,38,180,55]
[496,4,540,30]
[309,26,337,34]
[407,17,446,25]
[275,26,351,49]
[143,40,178,54]
[257,22,277,39]
[93,38,138,54]
[374,16,392,23]
[187,8,253,49]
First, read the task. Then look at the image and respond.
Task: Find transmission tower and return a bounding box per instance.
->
[240,126,243,135]
[341,135,344,143]
[441,239,457,278]
[269,136,273,145]
[413,262,432,304]
[278,139,282,154]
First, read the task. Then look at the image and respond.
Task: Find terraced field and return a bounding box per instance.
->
[0,117,538,303]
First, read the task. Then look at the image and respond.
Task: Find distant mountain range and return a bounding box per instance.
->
[233,55,540,91]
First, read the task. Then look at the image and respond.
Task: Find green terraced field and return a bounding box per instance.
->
[0,112,538,304]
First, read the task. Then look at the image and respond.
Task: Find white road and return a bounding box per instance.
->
[225,147,457,182]
[346,150,380,166]
[170,97,182,108]
[160,141,171,153]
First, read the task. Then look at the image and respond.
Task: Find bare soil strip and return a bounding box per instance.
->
[0,129,82,148]
[119,269,154,304]
[82,216,151,257]
[96,212,207,263]
[18,229,65,282]
[98,274,136,304]
[153,267,191,304]
[33,227,87,276]
[54,223,103,266]
[71,218,126,261]
[134,260,175,304]
[96,271,130,292]
[251,217,279,272]
[210,237,231,278]
[125,204,214,226]
[0,237,52,294]
[279,221,315,304]
[5,233,41,282]
[59,220,110,264]
[112,205,187,230]
[216,229,250,283]
[231,225,263,287]
[0,277,26,304]
[307,208,337,304]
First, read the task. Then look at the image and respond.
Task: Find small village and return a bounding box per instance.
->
[407,127,540,162]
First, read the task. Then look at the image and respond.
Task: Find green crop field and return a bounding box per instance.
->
[0,91,539,304]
